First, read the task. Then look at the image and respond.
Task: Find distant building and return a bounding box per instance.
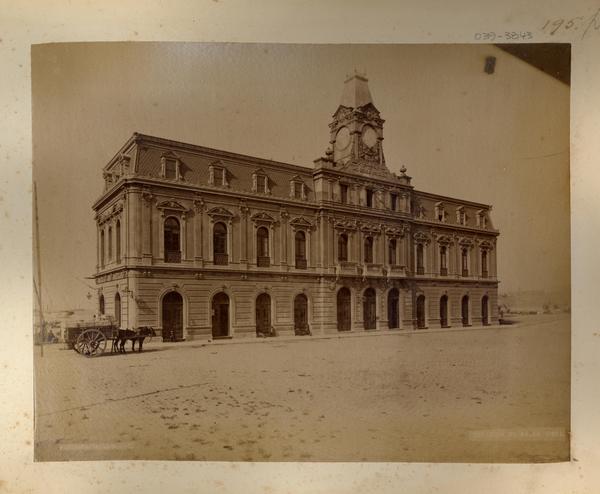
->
[92,74,499,340]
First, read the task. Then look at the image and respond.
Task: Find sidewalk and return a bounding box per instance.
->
[146,322,516,350]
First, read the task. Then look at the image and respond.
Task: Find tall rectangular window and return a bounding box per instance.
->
[340,184,348,204]
[388,239,397,265]
[390,193,398,211]
[366,189,373,208]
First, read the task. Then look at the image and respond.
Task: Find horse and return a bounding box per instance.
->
[112,326,156,353]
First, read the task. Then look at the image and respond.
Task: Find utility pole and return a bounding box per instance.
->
[34,182,44,357]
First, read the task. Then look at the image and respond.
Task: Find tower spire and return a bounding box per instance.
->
[339,71,376,109]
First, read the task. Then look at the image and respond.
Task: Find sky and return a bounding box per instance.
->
[32,42,570,312]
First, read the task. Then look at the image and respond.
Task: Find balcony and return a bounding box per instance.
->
[417,266,425,275]
[481,270,488,278]
[214,253,228,265]
[295,257,307,269]
[440,267,448,276]
[257,256,270,268]
[164,250,181,263]
[462,269,469,277]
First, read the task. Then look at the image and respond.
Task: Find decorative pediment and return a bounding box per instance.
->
[384,225,406,237]
[334,218,358,231]
[157,200,187,212]
[458,236,475,247]
[360,223,381,235]
[436,234,453,245]
[413,231,431,244]
[478,239,494,250]
[290,216,314,230]
[251,211,276,224]
[207,206,235,221]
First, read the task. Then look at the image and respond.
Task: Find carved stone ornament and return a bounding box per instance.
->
[413,231,431,244]
[157,200,188,212]
[290,216,314,231]
[207,206,235,222]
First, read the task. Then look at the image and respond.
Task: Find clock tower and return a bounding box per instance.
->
[323,72,394,180]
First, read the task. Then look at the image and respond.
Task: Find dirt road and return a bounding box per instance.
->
[34,314,570,462]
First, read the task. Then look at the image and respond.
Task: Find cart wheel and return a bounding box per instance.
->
[75,329,107,357]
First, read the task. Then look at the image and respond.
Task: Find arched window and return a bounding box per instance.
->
[481,250,488,278]
[440,245,448,276]
[114,292,121,328]
[100,229,105,267]
[164,217,181,263]
[295,231,307,269]
[108,226,113,261]
[116,220,121,263]
[256,226,270,267]
[461,248,469,276]
[338,233,348,262]
[364,236,374,264]
[416,243,424,274]
[99,294,105,315]
[213,222,228,265]
[388,239,397,265]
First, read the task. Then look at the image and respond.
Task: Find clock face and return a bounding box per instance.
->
[335,126,351,150]
[362,126,378,148]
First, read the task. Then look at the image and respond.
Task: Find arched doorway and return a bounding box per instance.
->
[481,295,489,325]
[211,292,229,338]
[363,288,377,330]
[387,289,399,329]
[416,295,426,329]
[294,294,309,335]
[440,295,449,328]
[337,287,351,331]
[114,293,121,328]
[461,295,470,326]
[255,293,271,336]
[162,291,183,341]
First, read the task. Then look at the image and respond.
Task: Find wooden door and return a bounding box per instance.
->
[462,296,470,326]
[481,296,489,325]
[211,292,229,338]
[294,294,308,334]
[387,289,399,329]
[337,288,351,331]
[255,293,271,335]
[440,295,448,328]
[162,291,183,341]
[416,295,426,329]
[363,288,377,330]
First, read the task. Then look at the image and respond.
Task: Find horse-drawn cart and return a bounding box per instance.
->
[65,321,155,357]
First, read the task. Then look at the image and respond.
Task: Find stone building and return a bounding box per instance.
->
[92,74,499,340]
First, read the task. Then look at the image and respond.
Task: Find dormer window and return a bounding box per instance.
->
[477,210,488,229]
[456,206,467,226]
[290,176,306,200]
[435,202,447,222]
[160,155,182,181]
[209,162,229,187]
[252,169,270,194]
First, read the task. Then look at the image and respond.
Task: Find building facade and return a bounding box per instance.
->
[92,74,499,340]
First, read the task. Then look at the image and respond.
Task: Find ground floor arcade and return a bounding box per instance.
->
[96,272,499,340]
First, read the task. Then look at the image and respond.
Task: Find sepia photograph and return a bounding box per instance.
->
[32,42,570,463]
